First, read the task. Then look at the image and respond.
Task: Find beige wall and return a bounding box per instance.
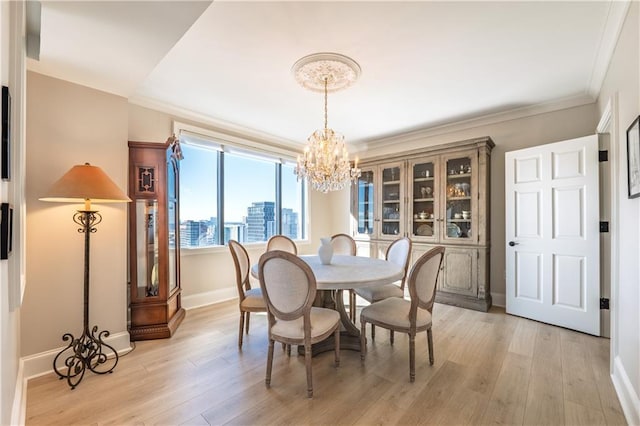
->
[23,72,129,356]
[597,1,640,419]
[352,103,598,300]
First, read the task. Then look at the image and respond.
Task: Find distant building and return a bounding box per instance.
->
[282,208,298,239]
[224,222,247,244]
[246,201,275,242]
[180,220,214,247]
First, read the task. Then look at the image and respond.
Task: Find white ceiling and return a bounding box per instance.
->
[28,1,628,149]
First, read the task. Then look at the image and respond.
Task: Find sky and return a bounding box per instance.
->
[179,143,301,223]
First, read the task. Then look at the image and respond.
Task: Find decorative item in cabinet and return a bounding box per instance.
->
[444,154,474,241]
[380,164,403,237]
[128,136,185,340]
[354,169,375,237]
[411,158,437,239]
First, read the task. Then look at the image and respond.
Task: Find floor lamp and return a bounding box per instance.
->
[40,163,130,389]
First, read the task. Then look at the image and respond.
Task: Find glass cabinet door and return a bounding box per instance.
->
[444,153,474,241]
[354,169,375,237]
[135,200,159,298]
[380,163,403,238]
[167,152,180,294]
[410,159,437,239]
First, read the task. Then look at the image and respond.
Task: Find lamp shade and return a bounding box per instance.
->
[40,163,131,206]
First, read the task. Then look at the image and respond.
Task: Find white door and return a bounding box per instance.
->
[505,135,600,335]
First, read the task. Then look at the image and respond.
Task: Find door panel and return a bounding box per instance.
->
[506,134,599,335]
[441,249,477,296]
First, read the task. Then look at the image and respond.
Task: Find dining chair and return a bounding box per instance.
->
[354,237,412,342]
[258,250,340,398]
[229,240,266,349]
[360,246,445,382]
[330,233,358,321]
[266,234,298,255]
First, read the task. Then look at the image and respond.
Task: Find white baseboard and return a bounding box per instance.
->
[491,292,506,308]
[611,355,640,426]
[182,288,237,310]
[21,331,132,381]
[10,360,26,426]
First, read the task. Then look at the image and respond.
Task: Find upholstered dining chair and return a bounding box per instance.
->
[266,234,298,255]
[258,250,340,398]
[360,246,445,382]
[228,240,266,349]
[330,234,358,321]
[354,237,412,342]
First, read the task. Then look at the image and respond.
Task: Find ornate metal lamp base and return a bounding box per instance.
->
[53,326,119,389]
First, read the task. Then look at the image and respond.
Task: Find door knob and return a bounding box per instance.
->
[508,241,518,247]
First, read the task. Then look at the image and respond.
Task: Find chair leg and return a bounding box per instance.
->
[390,330,395,345]
[304,343,313,398]
[409,333,416,382]
[427,328,434,365]
[360,319,366,361]
[334,328,340,367]
[266,338,274,387]
[245,312,250,334]
[371,324,376,340]
[238,312,245,348]
[287,344,291,356]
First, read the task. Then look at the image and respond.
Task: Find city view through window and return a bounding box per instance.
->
[179,143,304,248]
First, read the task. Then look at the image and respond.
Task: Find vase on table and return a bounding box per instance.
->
[318,237,333,265]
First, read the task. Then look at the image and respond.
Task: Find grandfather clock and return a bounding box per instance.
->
[128,135,185,340]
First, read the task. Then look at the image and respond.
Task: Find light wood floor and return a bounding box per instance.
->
[25,301,626,425]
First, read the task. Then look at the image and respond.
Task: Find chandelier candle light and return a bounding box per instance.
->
[293,53,362,193]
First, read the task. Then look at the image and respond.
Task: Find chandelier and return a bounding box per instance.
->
[292,53,362,193]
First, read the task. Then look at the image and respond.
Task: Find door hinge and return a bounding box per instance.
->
[599,150,608,162]
[600,221,609,233]
[600,298,610,310]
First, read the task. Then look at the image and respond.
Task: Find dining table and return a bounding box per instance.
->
[251,254,404,354]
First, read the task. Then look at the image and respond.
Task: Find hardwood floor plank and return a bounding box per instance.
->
[478,352,532,425]
[565,400,607,425]
[24,301,624,426]
[560,328,602,409]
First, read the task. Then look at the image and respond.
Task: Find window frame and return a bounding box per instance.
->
[174,122,308,251]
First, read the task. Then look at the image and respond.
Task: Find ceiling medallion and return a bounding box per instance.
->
[292,53,362,193]
[292,52,361,93]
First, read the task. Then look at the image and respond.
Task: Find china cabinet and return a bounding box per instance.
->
[351,136,493,311]
[128,136,185,340]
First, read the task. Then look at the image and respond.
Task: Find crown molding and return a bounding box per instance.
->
[128,95,302,152]
[587,0,631,98]
[351,93,596,153]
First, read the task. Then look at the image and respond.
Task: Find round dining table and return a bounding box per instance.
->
[251,254,404,354]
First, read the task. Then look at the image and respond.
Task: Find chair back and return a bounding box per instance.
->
[385,237,413,289]
[266,235,298,255]
[408,246,445,317]
[259,250,316,322]
[229,240,251,300]
[330,233,356,256]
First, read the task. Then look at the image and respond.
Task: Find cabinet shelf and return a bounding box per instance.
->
[383,180,401,185]
[383,199,400,203]
[414,177,434,182]
[447,196,471,201]
[414,197,434,202]
[447,173,471,179]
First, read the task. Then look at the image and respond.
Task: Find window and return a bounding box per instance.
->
[178,133,306,248]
